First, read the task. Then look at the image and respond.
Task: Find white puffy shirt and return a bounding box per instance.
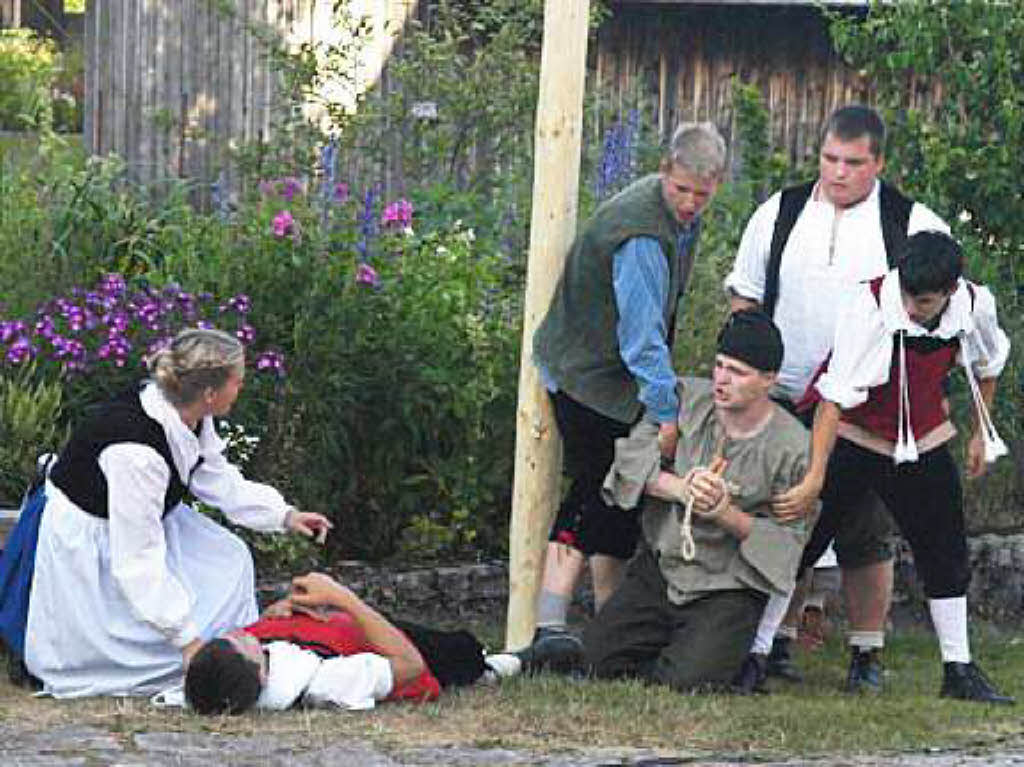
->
[724,180,949,401]
[257,641,394,711]
[816,273,1010,409]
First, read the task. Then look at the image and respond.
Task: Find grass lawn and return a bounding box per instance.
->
[1,621,1022,761]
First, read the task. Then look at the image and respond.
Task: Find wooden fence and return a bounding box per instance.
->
[82,1,944,202]
[0,0,17,27]
[593,3,906,170]
[83,0,418,201]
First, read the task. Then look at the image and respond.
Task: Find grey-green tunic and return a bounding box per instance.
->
[602,377,813,604]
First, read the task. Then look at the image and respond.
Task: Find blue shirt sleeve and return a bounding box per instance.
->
[613,236,679,423]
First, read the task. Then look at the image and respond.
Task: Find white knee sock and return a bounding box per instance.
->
[751,592,792,655]
[928,596,971,663]
[847,631,885,651]
[535,589,571,629]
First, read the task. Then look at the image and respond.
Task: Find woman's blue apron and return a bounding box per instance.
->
[0,485,46,657]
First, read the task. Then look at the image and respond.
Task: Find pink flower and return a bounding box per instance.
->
[281,177,304,202]
[355,262,380,287]
[333,182,350,202]
[272,210,294,238]
[381,199,414,228]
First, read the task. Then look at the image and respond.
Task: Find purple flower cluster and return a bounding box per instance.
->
[358,185,380,259]
[259,176,306,203]
[272,210,295,238]
[595,109,640,201]
[355,263,380,288]
[255,350,286,376]
[0,275,286,379]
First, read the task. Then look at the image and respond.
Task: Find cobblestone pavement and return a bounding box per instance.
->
[3,725,1024,766]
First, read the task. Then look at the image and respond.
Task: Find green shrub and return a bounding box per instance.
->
[0,364,65,506]
[0,30,55,132]
[233,218,520,561]
[0,30,81,134]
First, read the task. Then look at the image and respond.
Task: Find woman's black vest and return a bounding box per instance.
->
[49,387,200,519]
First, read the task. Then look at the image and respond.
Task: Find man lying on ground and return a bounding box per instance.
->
[185,572,521,714]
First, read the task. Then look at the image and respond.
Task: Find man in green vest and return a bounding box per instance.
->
[525,123,727,664]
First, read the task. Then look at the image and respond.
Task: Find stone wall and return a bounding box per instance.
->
[4,507,1020,626]
[0,509,18,549]
[258,560,513,626]
[893,533,1024,623]
[260,534,1024,629]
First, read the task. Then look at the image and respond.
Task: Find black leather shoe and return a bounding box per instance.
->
[732,653,769,695]
[940,662,1015,705]
[845,648,883,694]
[766,636,803,682]
[517,627,584,674]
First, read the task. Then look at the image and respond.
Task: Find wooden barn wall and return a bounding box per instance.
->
[84,0,297,201]
[0,0,19,27]
[83,0,420,204]
[594,4,875,171]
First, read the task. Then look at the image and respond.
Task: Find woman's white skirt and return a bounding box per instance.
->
[25,494,258,697]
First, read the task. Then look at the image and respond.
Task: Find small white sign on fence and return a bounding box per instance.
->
[411,101,438,120]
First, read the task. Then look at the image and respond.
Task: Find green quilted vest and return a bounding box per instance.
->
[533,173,697,423]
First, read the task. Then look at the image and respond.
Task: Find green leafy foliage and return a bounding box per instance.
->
[279,226,519,560]
[0,30,56,132]
[0,364,65,506]
[0,29,82,133]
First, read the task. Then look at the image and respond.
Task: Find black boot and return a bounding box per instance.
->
[766,635,803,682]
[517,626,584,674]
[940,662,1015,705]
[845,648,883,694]
[732,653,769,695]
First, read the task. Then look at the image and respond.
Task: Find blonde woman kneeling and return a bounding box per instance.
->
[22,328,331,697]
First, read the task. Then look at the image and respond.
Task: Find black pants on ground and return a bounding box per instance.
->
[391,619,487,688]
[547,390,638,559]
[583,547,766,691]
[797,440,969,598]
[774,399,894,569]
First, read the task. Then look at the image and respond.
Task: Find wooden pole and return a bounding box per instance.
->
[505,0,590,651]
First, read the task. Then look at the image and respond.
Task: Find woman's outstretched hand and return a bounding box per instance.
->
[284,509,334,544]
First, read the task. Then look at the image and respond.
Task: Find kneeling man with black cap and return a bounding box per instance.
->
[582,310,815,692]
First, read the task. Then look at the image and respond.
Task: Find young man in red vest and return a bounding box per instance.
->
[794,231,1012,703]
[184,572,521,714]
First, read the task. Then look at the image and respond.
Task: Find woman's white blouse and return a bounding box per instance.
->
[95,383,290,647]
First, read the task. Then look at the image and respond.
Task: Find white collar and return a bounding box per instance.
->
[875,271,1005,466]
[138,382,223,483]
[878,271,974,339]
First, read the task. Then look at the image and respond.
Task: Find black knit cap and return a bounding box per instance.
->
[716,310,784,373]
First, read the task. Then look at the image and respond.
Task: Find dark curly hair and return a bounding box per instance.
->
[184,638,263,715]
[898,230,963,296]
